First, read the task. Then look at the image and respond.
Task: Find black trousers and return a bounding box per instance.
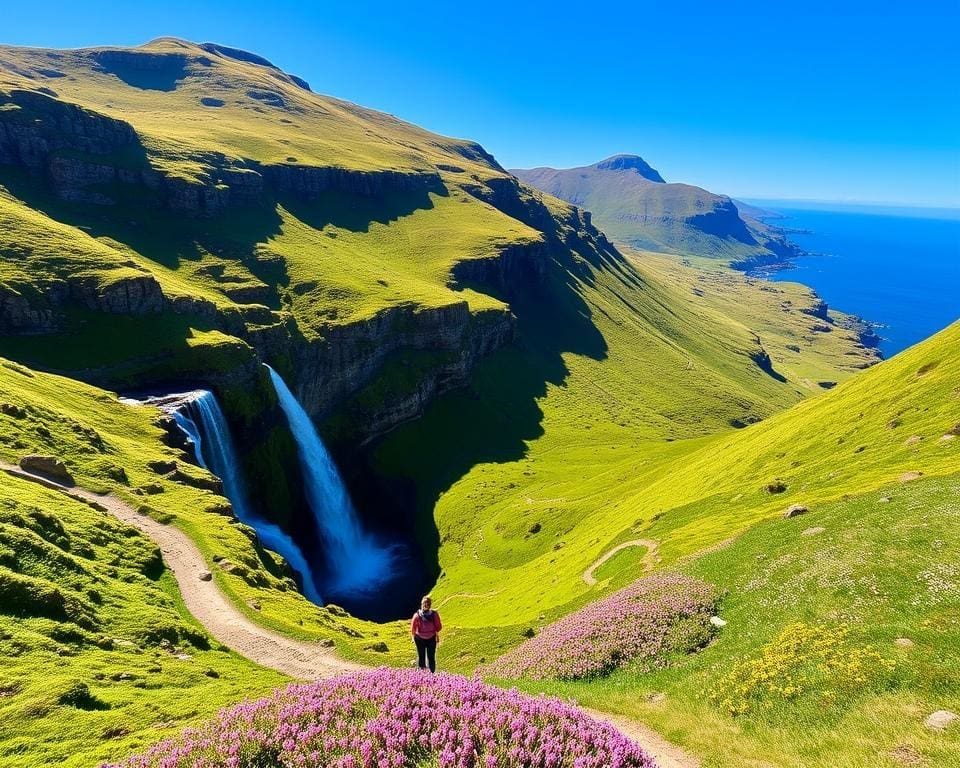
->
[414,635,437,672]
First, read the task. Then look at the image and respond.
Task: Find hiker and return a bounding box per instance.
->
[411,595,442,673]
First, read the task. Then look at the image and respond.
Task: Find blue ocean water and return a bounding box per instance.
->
[745,203,960,357]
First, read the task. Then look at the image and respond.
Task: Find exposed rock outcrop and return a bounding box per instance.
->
[924,710,958,732]
[19,454,74,485]
[0,88,139,168]
[260,164,441,200]
[450,241,549,296]
[0,283,57,332]
[0,89,441,216]
[0,269,222,333]
[291,300,514,433]
[783,503,808,518]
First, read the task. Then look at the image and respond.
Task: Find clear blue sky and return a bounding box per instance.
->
[4,1,959,206]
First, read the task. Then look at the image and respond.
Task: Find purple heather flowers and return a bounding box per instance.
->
[104,668,656,768]
[486,574,719,681]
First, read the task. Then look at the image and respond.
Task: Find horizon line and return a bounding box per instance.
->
[738,197,960,213]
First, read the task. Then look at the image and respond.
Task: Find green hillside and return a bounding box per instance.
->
[0,38,954,768]
[513,154,800,265]
[0,37,877,545]
[379,320,957,767]
[530,471,960,768]
[374,310,957,639]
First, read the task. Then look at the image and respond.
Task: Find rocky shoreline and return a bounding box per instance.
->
[732,219,884,358]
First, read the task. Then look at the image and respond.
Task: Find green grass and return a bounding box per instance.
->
[0,358,411,666]
[0,475,286,768]
[0,39,500,177]
[0,37,956,768]
[372,274,950,645]
[516,473,960,768]
[0,39,538,391]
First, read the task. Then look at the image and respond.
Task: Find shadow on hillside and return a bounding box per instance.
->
[91,51,190,92]
[353,238,610,587]
[1,168,277,261]
[281,185,444,234]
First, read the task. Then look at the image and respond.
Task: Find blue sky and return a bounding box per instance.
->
[4,1,959,206]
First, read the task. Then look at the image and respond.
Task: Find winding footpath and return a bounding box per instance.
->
[583,538,659,585]
[2,462,699,768]
[0,462,359,679]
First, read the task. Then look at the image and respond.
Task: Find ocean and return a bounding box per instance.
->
[744,202,960,357]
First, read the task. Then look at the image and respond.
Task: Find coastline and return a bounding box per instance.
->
[731,215,885,358]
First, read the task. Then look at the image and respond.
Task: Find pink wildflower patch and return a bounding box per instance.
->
[486,573,719,681]
[102,668,655,767]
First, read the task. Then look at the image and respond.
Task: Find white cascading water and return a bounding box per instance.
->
[264,364,393,595]
[176,391,324,605]
[170,409,207,469]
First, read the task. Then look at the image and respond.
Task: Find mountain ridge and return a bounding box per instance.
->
[512,155,802,266]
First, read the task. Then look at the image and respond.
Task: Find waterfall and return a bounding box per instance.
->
[170,410,207,470]
[264,365,393,596]
[172,391,324,605]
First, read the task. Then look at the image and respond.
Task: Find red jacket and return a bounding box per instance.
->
[411,610,442,640]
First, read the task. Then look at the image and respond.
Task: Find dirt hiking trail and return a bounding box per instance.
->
[583,538,659,585]
[2,462,700,768]
[1,462,360,679]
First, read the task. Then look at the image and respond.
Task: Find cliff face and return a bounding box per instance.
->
[0,83,602,448]
[0,39,633,554]
[0,88,443,217]
[0,89,139,167]
[286,300,515,434]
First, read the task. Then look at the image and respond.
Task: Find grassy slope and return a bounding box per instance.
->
[0,37,949,767]
[384,315,955,766]
[0,358,410,650]
[526,473,960,768]
[0,38,488,176]
[0,37,542,378]
[624,249,876,388]
[374,317,957,659]
[0,476,286,768]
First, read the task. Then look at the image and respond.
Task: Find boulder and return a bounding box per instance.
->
[924,710,958,731]
[198,570,213,582]
[147,459,177,475]
[783,503,808,519]
[802,527,826,536]
[894,637,915,649]
[19,455,74,486]
[709,616,727,627]
[204,501,234,517]
[171,468,223,494]
[364,641,389,653]
[899,471,923,483]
